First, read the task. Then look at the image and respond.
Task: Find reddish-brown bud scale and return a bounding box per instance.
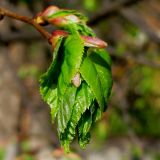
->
[34,6,59,25]
[48,30,107,49]
[47,14,80,27]
[42,6,59,17]
[81,36,107,48]
[34,5,81,28]
[51,30,69,37]
[48,30,68,47]
[65,15,80,23]
[48,17,68,27]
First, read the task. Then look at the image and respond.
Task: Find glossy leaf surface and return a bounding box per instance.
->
[80,56,105,111]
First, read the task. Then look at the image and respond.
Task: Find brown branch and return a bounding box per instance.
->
[0,30,42,43]
[0,30,159,69]
[0,7,51,41]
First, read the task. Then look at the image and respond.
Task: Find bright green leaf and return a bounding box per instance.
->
[90,49,112,106]
[40,37,64,121]
[57,85,77,133]
[80,56,105,111]
[61,34,84,84]
[60,82,94,152]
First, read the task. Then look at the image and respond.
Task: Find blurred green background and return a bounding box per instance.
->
[0,0,160,159]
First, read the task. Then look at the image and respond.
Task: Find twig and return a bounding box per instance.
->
[107,46,160,69]
[0,7,51,40]
[120,9,160,44]
[0,6,159,69]
[88,0,143,26]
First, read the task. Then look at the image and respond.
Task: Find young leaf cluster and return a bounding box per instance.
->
[38,6,112,152]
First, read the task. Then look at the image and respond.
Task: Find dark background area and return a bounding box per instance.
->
[0,0,160,159]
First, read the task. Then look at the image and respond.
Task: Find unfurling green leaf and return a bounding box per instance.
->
[60,82,94,151]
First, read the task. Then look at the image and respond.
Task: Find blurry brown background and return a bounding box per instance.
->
[0,0,160,159]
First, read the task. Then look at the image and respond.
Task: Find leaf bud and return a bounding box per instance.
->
[41,5,59,18]
[34,6,59,25]
[72,72,81,87]
[33,12,46,25]
[47,14,80,27]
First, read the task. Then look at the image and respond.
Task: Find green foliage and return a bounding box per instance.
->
[108,109,128,136]
[39,7,112,152]
[18,66,40,79]
[23,155,35,160]
[129,67,160,137]
[154,153,160,160]
[131,101,160,137]
[131,145,142,160]
[94,120,109,142]
[83,0,98,11]
[0,148,5,160]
